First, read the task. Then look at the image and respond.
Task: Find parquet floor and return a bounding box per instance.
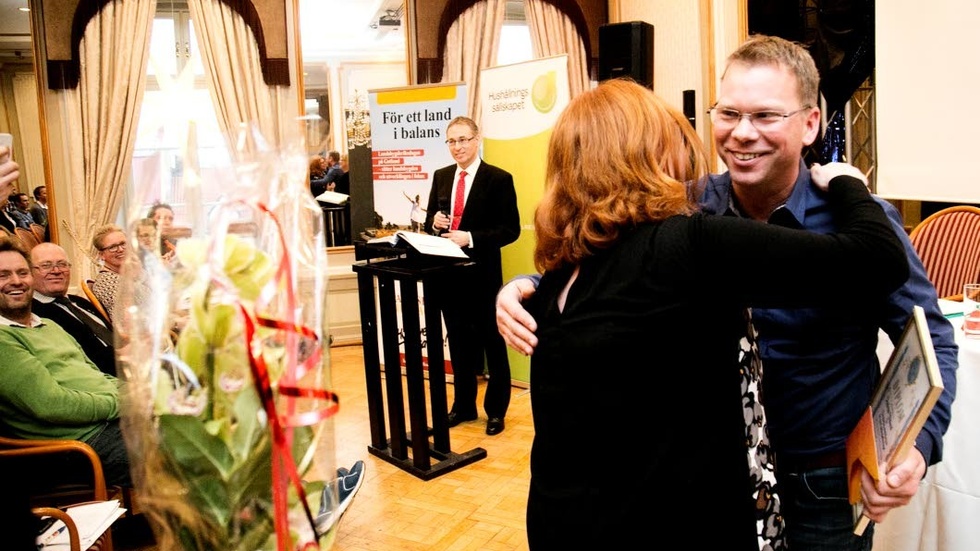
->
[328,344,533,551]
[116,344,535,551]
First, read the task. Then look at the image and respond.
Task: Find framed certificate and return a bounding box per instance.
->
[848,305,944,534]
[870,305,944,464]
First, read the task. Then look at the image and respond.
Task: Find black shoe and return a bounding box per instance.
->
[486,417,505,436]
[447,409,478,427]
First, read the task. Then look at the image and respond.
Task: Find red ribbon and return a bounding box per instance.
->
[222,199,339,549]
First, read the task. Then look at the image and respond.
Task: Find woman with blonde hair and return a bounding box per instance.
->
[521,79,909,549]
[91,223,149,320]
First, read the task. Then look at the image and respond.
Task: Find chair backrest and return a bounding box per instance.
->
[909,205,980,299]
[30,223,45,243]
[14,226,39,251]
[1,436,117,551]
[81,278,111,321]
[0,435,109,504]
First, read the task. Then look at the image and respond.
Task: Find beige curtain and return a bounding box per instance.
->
[442,0,508,126]
[12,73,44,194]
[524,0,590,98]
[62,0,156,275]
[188,0,293,160]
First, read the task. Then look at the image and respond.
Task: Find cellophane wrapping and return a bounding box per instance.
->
[115,124,340,550]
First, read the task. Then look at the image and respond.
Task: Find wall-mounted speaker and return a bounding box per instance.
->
[598,21,654,90]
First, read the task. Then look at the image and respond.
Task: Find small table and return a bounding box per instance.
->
[352,251,486,480]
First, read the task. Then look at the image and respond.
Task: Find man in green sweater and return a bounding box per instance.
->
[0,235,130,487]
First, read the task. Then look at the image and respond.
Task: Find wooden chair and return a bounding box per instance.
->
[81,278,111,321]
[14,225,39,250]
[0,436,115,551]
[31,222,46,243]
[909,205,980,300]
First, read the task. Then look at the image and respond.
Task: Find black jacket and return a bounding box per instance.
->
[33,295,116,376]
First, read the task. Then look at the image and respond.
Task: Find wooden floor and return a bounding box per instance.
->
[328,344,533,551]
[117,344,535,551]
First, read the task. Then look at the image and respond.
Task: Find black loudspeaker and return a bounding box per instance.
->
[598,21,654,90]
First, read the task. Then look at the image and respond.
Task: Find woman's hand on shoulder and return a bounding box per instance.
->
[810,162,868,191]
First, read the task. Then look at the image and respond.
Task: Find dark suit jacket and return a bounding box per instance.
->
[423,160,520,292]
[32,295,116,376]
[422,160,520,414]
[0,210,15,233]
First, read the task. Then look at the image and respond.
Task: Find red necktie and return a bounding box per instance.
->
[451,171,467,231]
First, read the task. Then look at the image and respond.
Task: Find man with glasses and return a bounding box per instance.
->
[423,116,520,436]
[495,35,957,550]
[31,242,116,375]
[0,235,131,488]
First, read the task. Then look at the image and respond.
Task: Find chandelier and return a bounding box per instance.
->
[345,90,371,148]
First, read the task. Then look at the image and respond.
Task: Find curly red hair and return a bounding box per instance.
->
[534,79,709,273]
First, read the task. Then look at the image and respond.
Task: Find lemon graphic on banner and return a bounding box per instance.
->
[531,71,558,113]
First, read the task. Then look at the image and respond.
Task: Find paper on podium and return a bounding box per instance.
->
[367,230,467,259]
[845,305,943,535]
[36,499,126,549]
[315,190,349,204]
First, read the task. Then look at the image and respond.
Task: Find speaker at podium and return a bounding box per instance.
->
[598,21,654,90]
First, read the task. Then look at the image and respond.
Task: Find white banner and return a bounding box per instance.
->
[367,83,468,229]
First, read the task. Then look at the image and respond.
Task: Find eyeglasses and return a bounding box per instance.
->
[707,104,812,130]
[99,242,127,253]
[445,136,476,147]
[32,261,71,273]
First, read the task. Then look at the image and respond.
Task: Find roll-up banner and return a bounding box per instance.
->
[480,55,571,384]
[368,83,468,229]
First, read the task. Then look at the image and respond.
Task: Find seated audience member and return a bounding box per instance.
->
[0,235,131,487]
[148,202,179,255]
[7,192,34,229]
[0,198,18,233]
[136,217,158,253]
[29,185,48,228]
[31,242,116,375]
[92,223,149,321]
[136,216,177,267]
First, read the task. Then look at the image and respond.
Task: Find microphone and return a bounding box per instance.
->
[434,197,450,235]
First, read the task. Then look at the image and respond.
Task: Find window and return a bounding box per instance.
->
[127,4,229,226]
[497,0,533,66]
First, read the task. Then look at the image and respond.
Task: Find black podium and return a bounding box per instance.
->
[352,246,487,480]
[321,204,350,246]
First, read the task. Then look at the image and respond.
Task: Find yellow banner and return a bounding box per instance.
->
[480,56,571,383]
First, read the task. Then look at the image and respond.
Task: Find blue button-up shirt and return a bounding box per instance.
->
[700,160,957,464]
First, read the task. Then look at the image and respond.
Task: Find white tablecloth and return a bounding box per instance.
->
[873,312,980,551]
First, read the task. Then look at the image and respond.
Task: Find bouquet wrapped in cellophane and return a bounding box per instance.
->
[115,123,340,550]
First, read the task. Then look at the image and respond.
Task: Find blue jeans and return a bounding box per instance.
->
[777,466,874,551]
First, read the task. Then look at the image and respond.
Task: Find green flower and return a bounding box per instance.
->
[151,234,320,550]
